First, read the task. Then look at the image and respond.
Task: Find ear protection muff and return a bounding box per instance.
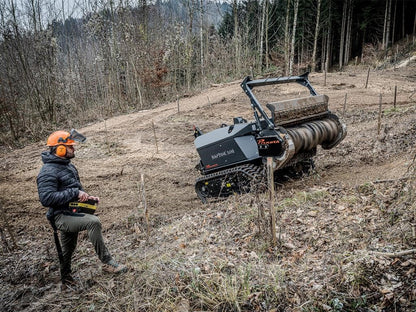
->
[56,145,67,157]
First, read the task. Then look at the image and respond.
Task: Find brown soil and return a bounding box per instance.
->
[1,62,416,311]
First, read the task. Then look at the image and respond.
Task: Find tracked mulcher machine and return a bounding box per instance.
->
[193,73,346,203]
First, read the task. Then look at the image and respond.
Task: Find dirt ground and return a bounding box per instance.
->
[1,60,416,311]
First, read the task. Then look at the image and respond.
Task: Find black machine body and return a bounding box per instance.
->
[193,73,346,203]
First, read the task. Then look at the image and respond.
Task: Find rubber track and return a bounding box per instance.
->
[195,164,265,203]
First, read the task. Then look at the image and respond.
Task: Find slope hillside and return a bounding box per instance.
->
[1,62,416,311]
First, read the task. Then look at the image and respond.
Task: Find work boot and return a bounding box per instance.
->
[61,274,78,291]
[62,274,75,284]
[102,259,127,274]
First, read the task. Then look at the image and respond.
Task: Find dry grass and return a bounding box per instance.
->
[24,160,413,312]
[1,153,416,311]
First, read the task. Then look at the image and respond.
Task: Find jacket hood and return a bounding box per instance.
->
[41,151,71,165]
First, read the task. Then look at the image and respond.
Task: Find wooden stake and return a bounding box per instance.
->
[393,85,397,108]
[139,174,150,239]
[254,194,266,235]
[378,93,383,135]
[104,119,110,154]
[395,45,398,66]
[365,67,370,88]
[343,93,347,116]
[177,95,180,113]
[324,70,327,87]
[267,157,277,247]
[151,120,159,154]
[207,96,213,116]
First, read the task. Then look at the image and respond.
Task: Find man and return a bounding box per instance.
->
[37,129,127,286]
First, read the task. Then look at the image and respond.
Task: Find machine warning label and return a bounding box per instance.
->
[211,149,235,160]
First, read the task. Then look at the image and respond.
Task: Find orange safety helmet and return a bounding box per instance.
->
[47,129,86,157]
[47,131,76,147]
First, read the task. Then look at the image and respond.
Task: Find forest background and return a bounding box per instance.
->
[0,0,415,147]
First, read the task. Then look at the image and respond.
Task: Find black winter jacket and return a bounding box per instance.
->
[37,151,83,210]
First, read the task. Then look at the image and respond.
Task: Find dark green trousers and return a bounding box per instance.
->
[54,213,112,277]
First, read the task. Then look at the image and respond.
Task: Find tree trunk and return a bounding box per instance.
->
[284,0,291,75]
[260,0,267,71]
[392,0,397,45]
[413,7,416,37]
[311,0,321,72]
[300,9,305,67]
[383,0,392,50]
[385,0,392,49]
[265,0,270,70]
[361,29,366,62]
[233,0,240,75]
[200,0,204,80]
[321,33,326,71]
[339,0,347,69]
[325,0,332,72]
[289,0,299,75]
[344,0,353,65]
[402,0,405,38]
[138,0,148,37]
[383,0,388,47]
[186,0,196,90]
[29,0,39,32]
